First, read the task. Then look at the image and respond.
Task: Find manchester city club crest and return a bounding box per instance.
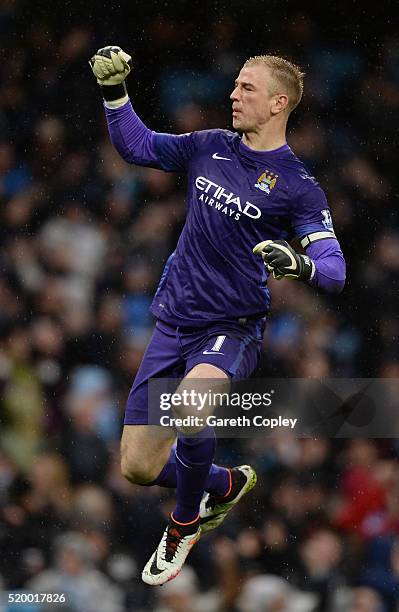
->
[254,170,278,195]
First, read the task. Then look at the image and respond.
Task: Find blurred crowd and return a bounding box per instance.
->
[0,0,398,610]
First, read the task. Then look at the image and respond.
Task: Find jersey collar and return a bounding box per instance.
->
[238,138,291,163]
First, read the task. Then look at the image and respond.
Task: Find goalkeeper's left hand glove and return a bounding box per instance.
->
[253,239,315,281]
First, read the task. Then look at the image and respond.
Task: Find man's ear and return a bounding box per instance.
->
[271,94,289,115]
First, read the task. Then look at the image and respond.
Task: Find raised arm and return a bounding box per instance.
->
[90,45,197,171]
[104,100,162,168]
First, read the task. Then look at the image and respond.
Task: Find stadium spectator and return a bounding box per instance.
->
[27,532,124,612]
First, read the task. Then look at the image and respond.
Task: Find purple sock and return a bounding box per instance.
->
[146,444,177,488]
[147,443,230,496]
[173,428,216,523]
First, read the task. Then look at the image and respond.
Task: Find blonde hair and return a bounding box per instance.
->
[243,55,305,112]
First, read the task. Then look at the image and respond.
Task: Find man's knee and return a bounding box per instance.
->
[120,425,174,485]
[120,450,158,484]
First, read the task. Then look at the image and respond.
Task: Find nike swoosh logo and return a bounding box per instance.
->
[212,153,231,161]
[150,553,163,575]
[202,350,225,355]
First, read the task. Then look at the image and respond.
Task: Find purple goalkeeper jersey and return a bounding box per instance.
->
[105,102,345,327]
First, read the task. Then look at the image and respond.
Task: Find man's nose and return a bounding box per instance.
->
[230,87,239,100]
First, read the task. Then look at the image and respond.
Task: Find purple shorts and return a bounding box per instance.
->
[124,318,265,425]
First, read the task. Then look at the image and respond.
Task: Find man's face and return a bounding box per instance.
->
[230,64,282,132]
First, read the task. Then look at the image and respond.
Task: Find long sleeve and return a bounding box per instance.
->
[290,174,346,294]
[104,100,162,167]
[307,238,346,294]
[104,100,198,171]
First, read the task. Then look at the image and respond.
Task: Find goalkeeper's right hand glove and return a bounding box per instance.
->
[89,46,132,106]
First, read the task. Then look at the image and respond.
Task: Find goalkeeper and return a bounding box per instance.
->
[90,47,346,586]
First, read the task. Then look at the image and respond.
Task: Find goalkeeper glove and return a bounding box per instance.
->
[89,46,132,106]
[253,239,315,281]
